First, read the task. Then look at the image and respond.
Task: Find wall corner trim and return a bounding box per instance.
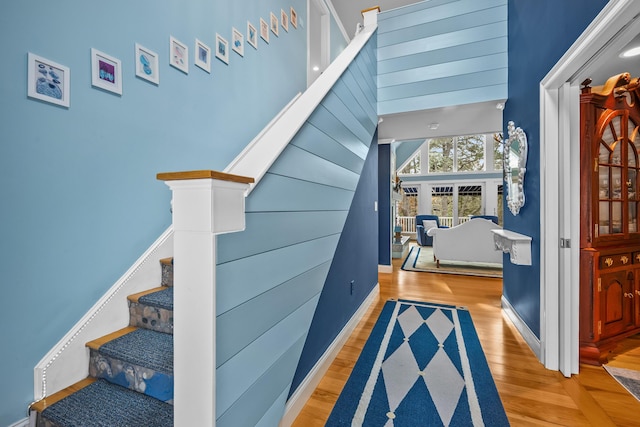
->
[280,283,380,426]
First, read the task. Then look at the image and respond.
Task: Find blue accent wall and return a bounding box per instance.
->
[377,0,507,115]
[290,128,379,394]
[503,0,607,337]
[215,33,378,425]
[378,143,392,266]
[0,1,307,424]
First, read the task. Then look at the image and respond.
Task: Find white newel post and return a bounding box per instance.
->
[158,171,254,426]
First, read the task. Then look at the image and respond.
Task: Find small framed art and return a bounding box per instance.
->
[135,43,159,84]
[232,28,244,56]
[91,48,122,95]
[290,8,298,29]
[281,9,289,32]
[27,52,70,107]
[247,21,258,49]
[195,39,211,73]
[270,12,279,37]
[170,36,188,74]
[215,33,229,64]
[260,18,269,43]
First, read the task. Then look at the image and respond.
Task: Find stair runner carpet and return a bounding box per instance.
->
[35,258,175,426]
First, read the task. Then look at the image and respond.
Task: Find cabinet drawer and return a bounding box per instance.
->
[599,253,632,269]
[633,251,640,264]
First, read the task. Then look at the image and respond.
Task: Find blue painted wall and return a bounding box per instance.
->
[377,0,507,116]
[290,128,379,394]
[503,0,607,337]
[378,144,392,266]
[215,33,378,425]
[0,0,308,424]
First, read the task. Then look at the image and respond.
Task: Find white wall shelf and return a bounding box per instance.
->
[491,229,532,266]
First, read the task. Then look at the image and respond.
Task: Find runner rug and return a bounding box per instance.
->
[603,365,640,401]
[326,299,509,426]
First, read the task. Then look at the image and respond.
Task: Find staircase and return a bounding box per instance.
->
[31,258,175,426]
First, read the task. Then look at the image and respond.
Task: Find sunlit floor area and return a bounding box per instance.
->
[292,255,640,426]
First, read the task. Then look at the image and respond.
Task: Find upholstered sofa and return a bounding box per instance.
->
[427,218,502,266]
[415,215,446,246]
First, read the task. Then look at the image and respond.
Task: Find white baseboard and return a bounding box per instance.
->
[33,227,174,401]
[501,295,542,361]
[279,283,380,426]
[378,264,393,273]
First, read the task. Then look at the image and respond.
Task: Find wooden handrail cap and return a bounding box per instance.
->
[157,170,254,184]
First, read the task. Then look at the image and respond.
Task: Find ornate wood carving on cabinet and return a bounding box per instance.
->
[580,73,640,365]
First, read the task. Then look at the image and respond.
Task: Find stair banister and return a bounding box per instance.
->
[157,170,253,426]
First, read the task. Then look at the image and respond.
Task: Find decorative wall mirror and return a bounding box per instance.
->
[504,120,528,215]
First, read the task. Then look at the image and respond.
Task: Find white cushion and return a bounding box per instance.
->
[422,220,438,231]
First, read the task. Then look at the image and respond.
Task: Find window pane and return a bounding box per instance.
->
[428,137,454,173]
[431,186,453,218]
[457,134,486,172]
[458,185,483,221]
[493,133,504,171]
[399,152,421,174]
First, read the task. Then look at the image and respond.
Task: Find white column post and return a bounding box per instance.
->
[158,171,253,426]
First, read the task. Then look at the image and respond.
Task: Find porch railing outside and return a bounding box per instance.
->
[397,216,471,234]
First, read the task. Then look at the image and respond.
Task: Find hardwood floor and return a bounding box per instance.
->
[292,253,640,426]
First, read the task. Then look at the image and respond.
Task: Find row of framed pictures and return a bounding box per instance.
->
[27,7,298,107]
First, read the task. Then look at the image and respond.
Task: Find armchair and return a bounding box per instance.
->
[416,215,443,246]
[470,215,499,224]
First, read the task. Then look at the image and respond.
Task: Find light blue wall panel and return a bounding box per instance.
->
[336,71,378,126]
[217,211,347,264]
[245,174,355,212]
[218,336,306,426]
[217,235,339,314]
[379,38,506,74]
[269,145,360,191]
[330,82,377,137]
[217,297,318,416]
[255,388,289,427]
[379,68,507,101]
[378,5,507,47]
[290,124,365,174]
[217,262,330,365]
[377,0,507,115]
[308,107,369,158]
[320,91,373,144]
[378,22,507,61]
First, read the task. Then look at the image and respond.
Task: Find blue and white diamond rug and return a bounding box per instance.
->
[326,299,509,426]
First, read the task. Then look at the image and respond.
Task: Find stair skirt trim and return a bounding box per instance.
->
[279,283,380,426]
[33,227,174,401]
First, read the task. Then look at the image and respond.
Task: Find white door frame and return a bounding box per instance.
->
[307,0,331,86]
[540,0,640,375]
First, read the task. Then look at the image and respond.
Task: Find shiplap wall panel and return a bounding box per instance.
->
[378,0,507,115]
[217,262,330,365]
[216,298,317,416]
[214,36,377,425]
[217,211,347,264]
[255,389,289,427]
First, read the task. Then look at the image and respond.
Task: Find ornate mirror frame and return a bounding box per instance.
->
[504,120,528,216]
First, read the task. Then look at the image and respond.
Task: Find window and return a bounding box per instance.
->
[493,133,504,171]
[399,152,421,174]
[428,134,487,173]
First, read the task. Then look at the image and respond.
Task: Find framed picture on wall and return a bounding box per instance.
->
[247,21,258,49]
[260,18,269,43]
[135,43,159,84]
[90,48,122,95]
[281,9,289,32]
[270,12,279,37]
[27,52,70,107]
[215,33,229,64]
[232,28,244,57]
[169,36,189,74]
[290,7,298,29]
[195,39,211,73]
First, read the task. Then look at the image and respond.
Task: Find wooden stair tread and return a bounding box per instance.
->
[160,257,173,265]
[86,326,137,350]
[127,286,168,303]
[31,378,97,412]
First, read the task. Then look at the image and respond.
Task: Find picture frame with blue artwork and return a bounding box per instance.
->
[232,28,244,57]
[260,18,269,44]
[135,43,159,85]
[215,33,229,65]
[195,39,211,73]
[270,12,279,37]
[91,48,122,95]
[247,21,258,50]
[27,52,70,107]
[169,36,189,74]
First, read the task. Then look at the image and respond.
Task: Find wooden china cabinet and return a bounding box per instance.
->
[580,73,640,365]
